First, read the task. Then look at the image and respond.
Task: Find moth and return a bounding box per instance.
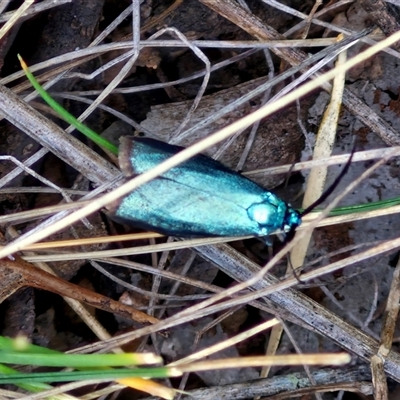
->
[111,136,301,238]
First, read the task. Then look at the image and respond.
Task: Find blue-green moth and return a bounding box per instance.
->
[111,136,301,237]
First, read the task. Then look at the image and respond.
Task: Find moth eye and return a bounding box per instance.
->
[247,203,272,225]
[283,209,302,232]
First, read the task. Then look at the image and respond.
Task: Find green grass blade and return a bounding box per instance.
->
[18,55,119,155]
[0,336,165,397]
[299,196,400,216]
[0,335,57,353]
[0,363,54,392]
[0,367,178,384]
[327,197,400,216]
[0,351,160,367]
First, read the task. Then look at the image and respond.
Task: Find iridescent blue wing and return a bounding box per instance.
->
[112,137,297,237]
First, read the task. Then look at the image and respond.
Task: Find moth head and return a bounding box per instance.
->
[247,201,301,237]
[283,207,301,233]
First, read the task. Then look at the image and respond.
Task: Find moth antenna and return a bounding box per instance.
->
[300,146,356,217]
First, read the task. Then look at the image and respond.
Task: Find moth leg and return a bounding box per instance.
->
[276,233,304,284]
[286,255,303,284]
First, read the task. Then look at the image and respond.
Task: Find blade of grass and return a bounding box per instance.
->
[0,363,55,392]
[0,351,161,367]
[18,55,118,155]
[0,367,180,384]
[0,335,176,399]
